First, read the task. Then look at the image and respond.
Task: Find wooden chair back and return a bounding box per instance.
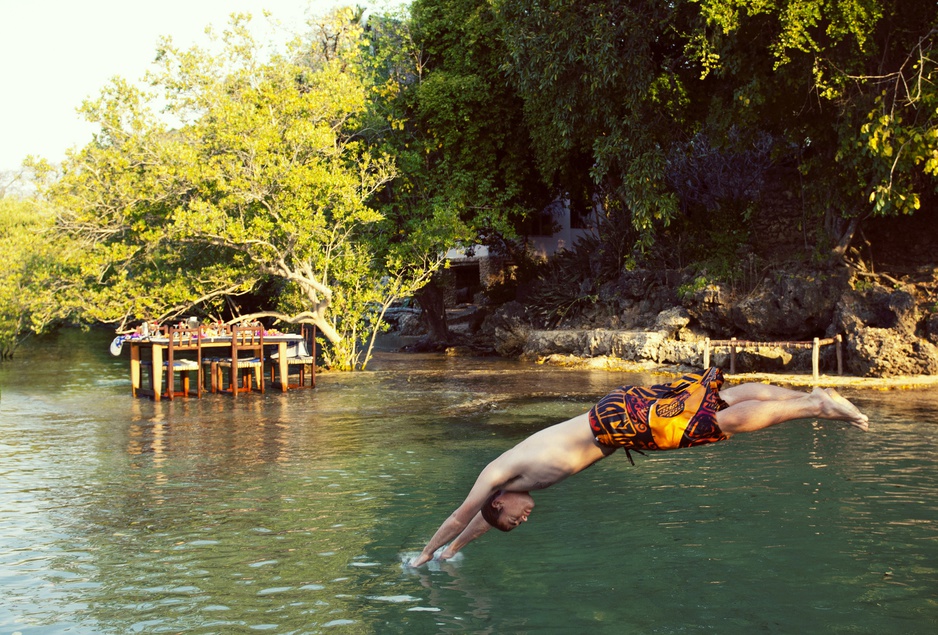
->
[303,323,316,388]
[229,324,265,396]
[231,324,264,356]
[166,325,203,399]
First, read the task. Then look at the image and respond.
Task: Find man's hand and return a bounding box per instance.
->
[409,552,433,567]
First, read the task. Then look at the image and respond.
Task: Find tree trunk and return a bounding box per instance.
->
[310,317,342,345]
[828,213,861,260]
[415,277,451,343]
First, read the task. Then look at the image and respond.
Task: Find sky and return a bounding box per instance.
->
[0,0,406,174]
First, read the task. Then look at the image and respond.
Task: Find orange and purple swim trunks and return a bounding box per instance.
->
[589,367,729,451]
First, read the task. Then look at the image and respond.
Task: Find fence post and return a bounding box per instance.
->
[835,334,843,375]
[812,337,820,380]
[703,338,711,369]
[730,337,737,374]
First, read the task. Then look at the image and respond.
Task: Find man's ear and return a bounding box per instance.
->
[491,498,504,511]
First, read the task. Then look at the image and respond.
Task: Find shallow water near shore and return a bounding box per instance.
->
[1,328,937,634]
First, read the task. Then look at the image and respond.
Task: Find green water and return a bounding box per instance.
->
[1,329,936,634]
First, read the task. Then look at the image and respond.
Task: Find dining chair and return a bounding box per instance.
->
[269,324,317,389]
[215,324,265,397]
[163,325,203,400]
[200,323,229,393]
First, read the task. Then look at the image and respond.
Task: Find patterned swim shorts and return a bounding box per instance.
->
[588,367,729,451]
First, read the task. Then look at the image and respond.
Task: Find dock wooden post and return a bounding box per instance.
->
[703,338,711,369]
[130,342,141,397]
[835,334,843,375]
[152,343,163,402]
[812,337,820,380]
[729,337,737,374]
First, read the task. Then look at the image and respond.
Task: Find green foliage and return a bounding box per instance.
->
[524,205,639,327]
[12,1,938,365]
[494,0,692,249]
[33,9,442,370]
[676,274,710,302]
[856,50,938,216]
[399,0,551,244]
[0,196,73,359]
[524,247,600,329]
[687,0,938,240]
[666,128,775,219]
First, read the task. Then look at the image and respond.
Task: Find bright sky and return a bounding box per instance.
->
[0,0,406,174]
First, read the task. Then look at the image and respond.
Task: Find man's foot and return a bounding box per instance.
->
[813,387,869,431]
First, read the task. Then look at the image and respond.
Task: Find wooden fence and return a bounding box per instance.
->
[701,334,843,379]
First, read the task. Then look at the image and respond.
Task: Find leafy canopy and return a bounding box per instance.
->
[34,10,442,370]
[0,195,74,359]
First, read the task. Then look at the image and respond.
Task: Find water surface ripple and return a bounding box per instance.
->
[1,329,936,634]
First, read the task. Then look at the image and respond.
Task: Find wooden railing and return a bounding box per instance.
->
[701,334,843,379]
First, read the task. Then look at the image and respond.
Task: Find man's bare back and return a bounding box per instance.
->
[490,413,613,492]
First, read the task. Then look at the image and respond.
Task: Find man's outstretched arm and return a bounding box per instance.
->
[410,503,478,567]
[410,464,507,567]
[439,512,491,560]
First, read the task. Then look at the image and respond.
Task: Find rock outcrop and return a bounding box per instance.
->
[475,264,938,378]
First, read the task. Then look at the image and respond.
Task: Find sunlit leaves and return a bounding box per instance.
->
[494,0,692,247]
[685,0,936,229]
[37,9,436,370]
[0,196,75,358]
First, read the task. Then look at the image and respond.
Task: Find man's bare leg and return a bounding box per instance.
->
[716,386,869,434]
[719,382,809,406]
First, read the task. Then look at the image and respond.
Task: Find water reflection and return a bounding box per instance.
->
[402,557,497,634]
[1,329,937,633]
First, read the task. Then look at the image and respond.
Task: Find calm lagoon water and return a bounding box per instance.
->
[1,329,936,634]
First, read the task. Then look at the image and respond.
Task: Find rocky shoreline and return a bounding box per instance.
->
[393,262,938,389]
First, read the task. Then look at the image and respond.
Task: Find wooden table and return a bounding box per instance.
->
[127,333,304,401]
